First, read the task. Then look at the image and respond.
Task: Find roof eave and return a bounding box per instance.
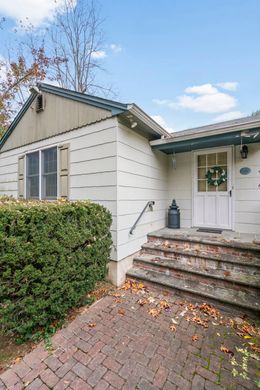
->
[126,104,170,138]
[150,118,260,147]
[0,92,38,150]
[38,83,128,115]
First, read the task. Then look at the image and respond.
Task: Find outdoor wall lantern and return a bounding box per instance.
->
[240,144,248,159]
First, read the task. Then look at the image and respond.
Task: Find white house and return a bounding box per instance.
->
[0,83,259,311]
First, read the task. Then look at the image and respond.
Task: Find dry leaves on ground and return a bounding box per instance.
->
[198,303,220,318]
[118,309,125,316]
[148,308,161,318]
[88,322,96,328]
[159,300,171,310]
[169,324,176,332]
[122,279,146,293]
[221,345,234,357]
[191,335,199,342]
[137,298,149,306]
[186,315,209,328]
[110,292,122,298]
[186,303,198,311]
[230,319,260,353]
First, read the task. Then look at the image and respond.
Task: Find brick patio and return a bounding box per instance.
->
[0,284,259,389]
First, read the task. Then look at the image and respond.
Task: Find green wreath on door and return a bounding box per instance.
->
[205,166,227,187]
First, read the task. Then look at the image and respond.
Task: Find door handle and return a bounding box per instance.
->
[229,190,232,197]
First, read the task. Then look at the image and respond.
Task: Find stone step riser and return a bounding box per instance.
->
[147,236,260,260]
[141,248,260,276]
[133,260,259,298]
[126,272,259,318]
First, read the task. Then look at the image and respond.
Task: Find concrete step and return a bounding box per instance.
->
[134,255,260,291]
[147,232,260,260]
[141,243,260,275]
[126,267,260,315]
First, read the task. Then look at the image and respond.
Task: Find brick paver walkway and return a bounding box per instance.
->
[0,284,258,389]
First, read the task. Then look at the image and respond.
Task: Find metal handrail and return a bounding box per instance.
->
[129,201,155,235]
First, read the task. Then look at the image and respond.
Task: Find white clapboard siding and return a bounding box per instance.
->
[167,151,193,228]
[235,200,260,213]
[116,123,168,260]
[235,212,260,224]
[234,143,260,233]
[71,157,116,175]
[70,171,117,188]
[0,117,118,260]
[69,127,116,151]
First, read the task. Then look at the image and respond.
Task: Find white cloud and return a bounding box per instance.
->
[110,44,122,53]
[91,50,107,59]
[154,82,238,114]
[185,83,218,95]
[217,82,238,91]
[0,0,69,27]
[151,115,174,132]
[173,92,237,113]
[213,111,245,122]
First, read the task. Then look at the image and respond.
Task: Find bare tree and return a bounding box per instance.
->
[48,0,109,95]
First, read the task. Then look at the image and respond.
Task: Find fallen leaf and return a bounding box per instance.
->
[251,345,260,353]
[110,292,122,298]
[224,271,231,277]
[186,315,209,328]
[118,309,125,316]
[147,296,155,304]
[199,303,220,318]
[148,308,161,318]
[171,318,178,324]
[15,357,22,363]
[159,300,170,310]
[216,333,221,337]
[121,279,146,293]
[88,322,96,328]
[114,298,123,304]
[137,298,149,306]
[169,324,176,332]
[191,335,199,342]
[220,345,234,356]
[187,303,197,311]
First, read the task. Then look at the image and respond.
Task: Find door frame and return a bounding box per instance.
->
[192,145,234,230]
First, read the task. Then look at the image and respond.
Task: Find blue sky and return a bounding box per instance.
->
[0,0,259,131]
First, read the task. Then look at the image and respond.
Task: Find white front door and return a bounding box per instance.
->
[193,147,233,229]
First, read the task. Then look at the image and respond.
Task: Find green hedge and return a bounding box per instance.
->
[0,198,112,339]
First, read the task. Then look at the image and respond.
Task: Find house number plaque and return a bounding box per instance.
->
[240,167,251,175]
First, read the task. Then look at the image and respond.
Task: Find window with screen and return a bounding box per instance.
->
[42,147,57,199]
[26,151,40,199]
[26,147,58,200]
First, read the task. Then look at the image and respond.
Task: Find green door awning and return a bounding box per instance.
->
[151,128,260,154]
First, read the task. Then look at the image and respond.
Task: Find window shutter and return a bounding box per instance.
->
[18,155,25,198]
[59,144,69,198]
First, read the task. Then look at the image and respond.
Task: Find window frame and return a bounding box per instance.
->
[25,145,59,200]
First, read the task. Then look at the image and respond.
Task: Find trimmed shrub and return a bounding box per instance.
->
[0,198,112,339]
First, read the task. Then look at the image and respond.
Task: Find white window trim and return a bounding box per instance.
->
[25,145,59,200]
